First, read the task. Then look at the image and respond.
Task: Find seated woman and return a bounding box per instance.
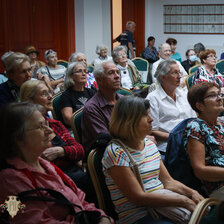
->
[93,44,113,66]
[112,45,148,91]
[60,62,96,126]
[181,49,199,74]
[183,82,224,195]
[146,59,196,157]
[192,49,224,88]
[37,49,66,93]
[102,96,203,224]
[166,38,182,63]
[69,52,97,89]
[0,102,111,223]
[20,80,96,203]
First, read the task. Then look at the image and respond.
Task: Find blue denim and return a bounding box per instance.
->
[136,213,173,224]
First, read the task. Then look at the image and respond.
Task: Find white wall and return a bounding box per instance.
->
[145,0,224,60]
[75,0,111,64]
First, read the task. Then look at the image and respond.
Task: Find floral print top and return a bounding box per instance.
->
[183,118,224,194]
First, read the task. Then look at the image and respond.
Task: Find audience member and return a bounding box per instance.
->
[114,21,136,59]
[0,52,32,108]
[112,45,147,91]
[37,49,66,93]
[151,43,187,85]
[166,38,182,62]
[102,96,203,224]
[69,52,97,89]
[0,51,14,83]
[181,49,199,74]
[220,52,224,60]
[0,102,111,224]
[81,61,121,154]
[146,59,196,158]
[93,44,112,66]
[61,62,96,126]
[194,42,206,58]
[192,49,224,88]
[142,36,159,66]
[183,82,224,195]
[20,79,96,203]
[24,45,45,78]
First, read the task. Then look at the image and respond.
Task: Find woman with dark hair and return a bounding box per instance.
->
[102,96,203,224]
[0,102,111,223]
[181,49,199,74]
[183,82,224,195]
[166,38,182,62]
[142,36,159,65]
[192,49,224,88]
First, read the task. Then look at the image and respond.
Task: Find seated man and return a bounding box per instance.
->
[81,61,121,154]
[151,43,187,86]
[37,49,66,93]
[0,51,13,84]
[0,52,32,108]
[146,59,196,159]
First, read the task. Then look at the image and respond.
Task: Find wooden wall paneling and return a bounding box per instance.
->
[122,0,145,57]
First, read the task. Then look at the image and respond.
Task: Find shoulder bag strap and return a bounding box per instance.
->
[109,139,144,190]
[45,66,56,80]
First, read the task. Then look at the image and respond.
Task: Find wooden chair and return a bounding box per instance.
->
[70,107,83,143]
[216,59,224,75]
[188,64,201,76]
[88,148,118,221]
[189,198,221,224]
[185,73,195,90]
[88,64,94,73]
[52,91,64,122]
[132,57,149,83]
[57,59,68,68]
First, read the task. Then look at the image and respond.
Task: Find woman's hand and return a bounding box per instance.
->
[182,196,197,212]
[98,217,112,224]
[41,147,65,161]
[190,190,204,204]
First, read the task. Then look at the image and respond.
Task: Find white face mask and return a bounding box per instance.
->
[189,55,197,62]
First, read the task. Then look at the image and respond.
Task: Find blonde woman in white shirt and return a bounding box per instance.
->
[146,59,196,159]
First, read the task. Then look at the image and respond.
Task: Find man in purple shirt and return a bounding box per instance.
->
[81,61,121,153]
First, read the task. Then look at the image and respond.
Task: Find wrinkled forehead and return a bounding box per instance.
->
[161,44,171,52]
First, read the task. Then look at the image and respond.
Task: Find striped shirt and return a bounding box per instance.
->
[102,138,163,224]
[37,65,66,80]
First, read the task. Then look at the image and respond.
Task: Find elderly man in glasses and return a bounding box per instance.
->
[37,49,66,93]
[146,59,196,160]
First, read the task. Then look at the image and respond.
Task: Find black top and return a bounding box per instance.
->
[181,60,196,74]
[60,87,96,112]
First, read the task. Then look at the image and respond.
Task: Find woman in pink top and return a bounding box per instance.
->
[0,102,111,224]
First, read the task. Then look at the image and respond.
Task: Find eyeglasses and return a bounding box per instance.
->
[204,92,224,100]
[40,91,53,98]
[27,120,49,131]
[206,55,217,59]
[170,71,182,77]
[73,69,88,74]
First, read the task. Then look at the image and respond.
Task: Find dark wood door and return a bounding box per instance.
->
[0,0,75,72]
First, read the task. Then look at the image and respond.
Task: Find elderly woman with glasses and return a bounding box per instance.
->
[20,80,96,203]
[183,82,224,196]
[192,49,224,88]
[61,61,96,126]
[37,49,66,93]
[0,102,111,223]
[146,59,196,159]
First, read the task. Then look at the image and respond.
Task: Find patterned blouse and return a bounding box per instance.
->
[192,65,224,87]
[102,138,163,224]
[183,118,224,194]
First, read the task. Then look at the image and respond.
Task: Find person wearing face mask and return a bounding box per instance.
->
[181,49,200,74]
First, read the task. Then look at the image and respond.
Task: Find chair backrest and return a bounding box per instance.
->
[52,91,64,122]
[70,107,83,143]
[189,198,221,224]
[185,73,195,90]
[164,118,208,197]
[57,59,68,68]
[132,57,149,83]
[117,87,134,96]
[88,64,94,73]
[88,148,118,220]
[216,59,224,75]
[188,64,201,76]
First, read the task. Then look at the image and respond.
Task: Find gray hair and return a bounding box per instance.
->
[112,45,127,63]
[194,43,205,53]
[93,62,105,79]
[5,52,30,75]
[64,61,87,90]
[155,59,178,84]
[96,44,108,55]
[1,51,14,68]
[69,52,86,63]
[0,102,45,159]
[158,43,170,52]
[126,21,135,29]
[44,49,57,61]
